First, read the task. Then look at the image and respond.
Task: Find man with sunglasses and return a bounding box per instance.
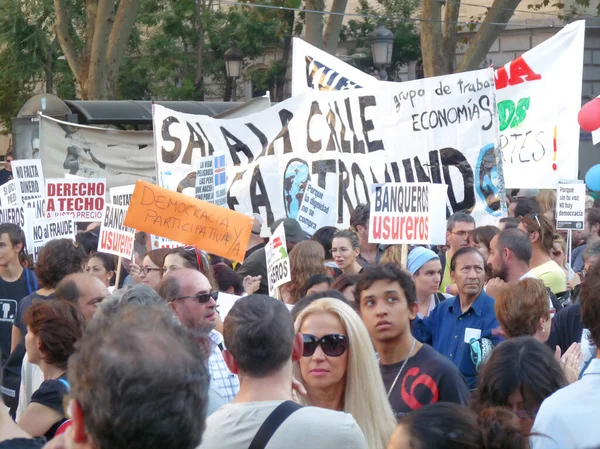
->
[356,264,469,419]
[159,268,239,403]
[199,294,366,449]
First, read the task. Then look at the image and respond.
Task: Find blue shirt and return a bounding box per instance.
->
[412,290,503,389]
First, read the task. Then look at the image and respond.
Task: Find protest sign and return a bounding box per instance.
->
[155,67,502,228]
[217,292,241,318]
[39,115,156,189]
[150,235,183,249]
[292,22,584,189]
[30,217,76,262]
[0,205,25,227]
[195,155,214,203]
[98,204,136,259]
[266,222,291,296]
[369,183,431,244]
[0,181,20,206]
[11,159,44,201]
[291,37,377,96]
[556,181,586,230]
[124,181,252,263]
[296,181,337,235]
[46,179,106,221]
[110,184,135,206]
[23,198,47,257]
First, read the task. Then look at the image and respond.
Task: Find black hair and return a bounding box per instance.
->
[499,217,520,229]
[212,263,244,296]
[513,197,540,218]
[354,263,416,307]
[312,226,338,260]
[496,228,532,264]
[474,336,567,418]
[450,247,486,272]
[291,290,352,321]
[224,295,295,377]
[76,230,99,255]
[0,223,26,253]
[299,274,332,298]
[350,204,370,230]
[446,211,475,232]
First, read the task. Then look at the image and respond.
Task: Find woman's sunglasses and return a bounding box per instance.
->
[302,334,348,357]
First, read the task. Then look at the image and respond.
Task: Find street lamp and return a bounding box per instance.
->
[224,42,243,102]
[370,21,394,81]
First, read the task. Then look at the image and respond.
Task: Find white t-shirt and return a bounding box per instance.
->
[198,400,367,449]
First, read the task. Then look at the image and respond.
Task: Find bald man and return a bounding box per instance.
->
[159,269,239,403]
[55,273,110,321]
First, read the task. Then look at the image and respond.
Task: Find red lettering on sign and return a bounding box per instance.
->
[495,56,542,90]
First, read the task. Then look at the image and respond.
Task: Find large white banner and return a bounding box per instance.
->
[39,115,156,189]
[291,21,585,189]
[155,68,503,227]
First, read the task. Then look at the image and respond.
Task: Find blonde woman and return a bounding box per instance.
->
[294,298,397,449]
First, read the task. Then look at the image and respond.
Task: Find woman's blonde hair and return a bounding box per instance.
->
[537,189,556,215]
[294,298,396,449]
[380,245,403,267]
[287,241,328,304]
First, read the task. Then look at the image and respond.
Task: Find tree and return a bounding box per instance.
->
[53,0,142,99]
[305,0,348,54]
[421,0,525,77]
[341,0,421,81]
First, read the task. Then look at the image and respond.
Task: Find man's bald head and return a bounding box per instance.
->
[56,273,109,321]
[158,268,216,333]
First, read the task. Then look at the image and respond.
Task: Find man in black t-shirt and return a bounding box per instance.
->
[0,224,36,366]
[355,263,470,420]
[0,152,13,186]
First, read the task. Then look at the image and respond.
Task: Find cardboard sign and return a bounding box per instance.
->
[124,181,252,263]
[98,204,136,259]
[266,222,291,296]
[369,183,431,244]
[110,184,135,206]
[150,235,184,249]
[46,179,106,221]
[11,159,44,201]
[0,180,20,206]
[217,292,241,318]
[30,217,76,262]
[296,181,337,235]
[556,181,586,230]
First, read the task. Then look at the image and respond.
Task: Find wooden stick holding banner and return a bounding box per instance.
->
[400,244,408,269]
[114,256,123,289]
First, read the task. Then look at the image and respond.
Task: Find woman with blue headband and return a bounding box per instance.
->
[407,247,450,318]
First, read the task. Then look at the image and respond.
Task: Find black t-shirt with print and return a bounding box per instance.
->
[381,343,471,420]
[0,269,34,365]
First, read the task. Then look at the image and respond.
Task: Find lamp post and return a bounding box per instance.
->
[370,21,394,81]
[224,42,243,102]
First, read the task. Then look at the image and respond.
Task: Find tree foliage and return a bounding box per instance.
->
[340,0,421,81]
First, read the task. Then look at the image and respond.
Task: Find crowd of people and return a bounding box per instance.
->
[0,188,599,449]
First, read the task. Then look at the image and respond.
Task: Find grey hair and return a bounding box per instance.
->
[96,285,166,320]
[446,211,475,232]
[583,241,600,262]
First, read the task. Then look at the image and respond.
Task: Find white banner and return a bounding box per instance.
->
[23,198,47,257]
[30,217,76,262]
[0,205,25,228]
[266,222,291,296]
[0,181,20,206]
[98,204,136,259]
[292,22,585,189]
[11,159,44,202]
[155,68,503,228]
[109,184,135,206]
[39,115,156,189]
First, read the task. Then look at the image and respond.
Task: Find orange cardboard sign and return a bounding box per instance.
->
[124,181,252,263]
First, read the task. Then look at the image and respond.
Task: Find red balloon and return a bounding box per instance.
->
[578,97,600,132]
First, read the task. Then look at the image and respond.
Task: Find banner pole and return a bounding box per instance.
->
[567,230,572,267]
[114,256,123,290]
[400,244,408,270]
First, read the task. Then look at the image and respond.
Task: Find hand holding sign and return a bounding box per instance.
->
[124,181,252,263]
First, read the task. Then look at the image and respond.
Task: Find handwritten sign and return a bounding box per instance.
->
[123,181,252,263]
[98,204,136,259]
[296,181,337,236]
[46,179,106,221]
[0,180,20,206]
[23,198,47,257]
[110,184,135,206]
[195,156,214,202]
[11,159,44,201]
[266,222,291,296]
[369,183,431,244]
[556,181,585,230]
[30,217,76,262]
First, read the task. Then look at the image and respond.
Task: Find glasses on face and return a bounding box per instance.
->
[302,334,348,357]
[140,266,163,276]
[451,230,470,238]
[330,247,351,255]
[176,289,219,304]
